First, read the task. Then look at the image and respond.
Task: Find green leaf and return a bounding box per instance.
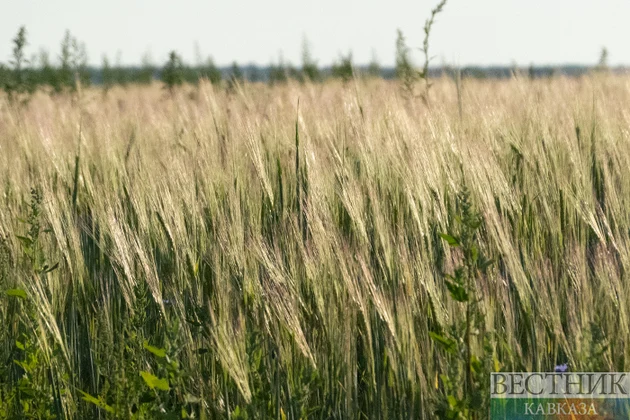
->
[79,390,115,413]
[470,355,483,374]
[15,341,25,350]
[143,340,166,358]
[478,255,494,272]
[6,289,27,299]
[185,394,201,403]
[439,374,451,388]
[139,391,156,404]
[467,217,482,230]
[140,371,170,391]
[470,245,478,264]
[15,235,32,247]
[445,280,469,302]
[43,262,59,273]
[439,233,460,247]
[429,332,458,355]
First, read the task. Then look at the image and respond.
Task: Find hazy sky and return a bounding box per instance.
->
[2,0,629,67]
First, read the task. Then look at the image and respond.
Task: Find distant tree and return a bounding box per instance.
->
[187,42,205,85]
[38,49,59,92]
[54,30,90,92]
[113,51,128,86]
[268,52,289,85]
[269,62,287,85]
[102,54,114,93]
[597,47,609,71]
[395,29,416,96]
[301,36,320,82]
[194,41,203,68]
[71,37,90,87]
[10,26,28,80]
[227,61,243,92]
[248,65,262,82]
[331,52,354,82]
[176,52,197,85]
[4,26,34,102]
[510,61,520,79]
[287,63,302,82]
[162,51,184,92]
[462,67,487,79]
[58,30,75,91]
[230,62,243,81]
[200,57,222,85]
[0,65,7,92]
[182,67,196,85]
[136,51,155,84]
[367,50,381,78]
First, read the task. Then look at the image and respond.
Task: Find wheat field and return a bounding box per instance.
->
[0,75,628,418]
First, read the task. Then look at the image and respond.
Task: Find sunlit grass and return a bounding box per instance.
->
[0,74,628,418]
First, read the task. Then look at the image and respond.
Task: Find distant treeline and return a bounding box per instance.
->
[0,26,626,100]
[94,64,626,83]
[1,61,623,88]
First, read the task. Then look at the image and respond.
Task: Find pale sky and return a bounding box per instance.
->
[2,0,629,68]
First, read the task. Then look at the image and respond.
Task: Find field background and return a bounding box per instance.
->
[0,75,628,418]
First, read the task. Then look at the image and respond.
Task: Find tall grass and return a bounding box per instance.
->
[0,74,628,418]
